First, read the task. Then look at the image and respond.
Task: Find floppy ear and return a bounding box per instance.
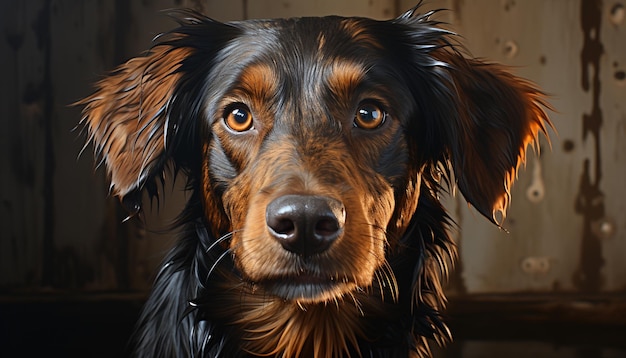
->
[392,7,552,225]
[78,12,238,214]
[79,45,190,201]
[434,52,552,224]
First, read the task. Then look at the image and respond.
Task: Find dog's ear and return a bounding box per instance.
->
[392,8,551,225]
[78,44,190,205]
[433,51,552,225]
[78,12,237,214]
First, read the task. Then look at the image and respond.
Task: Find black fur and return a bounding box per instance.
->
[79,4,550,357]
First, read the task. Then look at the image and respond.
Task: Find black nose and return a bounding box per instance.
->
[266,195,345,256]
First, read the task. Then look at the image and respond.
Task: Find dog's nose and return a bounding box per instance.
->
[266,195,345,256]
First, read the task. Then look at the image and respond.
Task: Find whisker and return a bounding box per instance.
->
[380,260,399,302]
[206,248,233,282]
[372,269,385,301]
[347,291,364,316]
[205,230,238,254]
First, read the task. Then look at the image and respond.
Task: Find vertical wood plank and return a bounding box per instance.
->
[1,0,50,288]
[246,0,395,19]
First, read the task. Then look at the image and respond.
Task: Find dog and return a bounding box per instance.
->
[78,4,551,357]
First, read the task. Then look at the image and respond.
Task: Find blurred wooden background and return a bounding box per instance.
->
[1,0,625,357]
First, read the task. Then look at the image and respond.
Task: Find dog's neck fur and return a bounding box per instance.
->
[201,268,424,358]
[211,288,369,357]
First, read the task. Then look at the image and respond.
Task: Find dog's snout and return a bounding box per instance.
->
[266,195,345,256]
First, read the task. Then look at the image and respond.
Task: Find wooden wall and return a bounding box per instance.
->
[1,0,624,301]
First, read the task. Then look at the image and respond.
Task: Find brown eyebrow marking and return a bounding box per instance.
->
[326,61,367,102]
[234,63,278,102]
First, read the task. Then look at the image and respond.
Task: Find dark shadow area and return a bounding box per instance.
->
[0,295,143,358]
[2,294,625,358]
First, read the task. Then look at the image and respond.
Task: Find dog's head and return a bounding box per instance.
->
[79,8,550,307]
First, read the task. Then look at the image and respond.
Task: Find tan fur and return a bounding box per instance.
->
[239,300,364,358]
[79,44,192,196]
[207,274,399,358]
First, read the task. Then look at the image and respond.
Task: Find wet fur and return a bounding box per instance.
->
[78,4,550,357]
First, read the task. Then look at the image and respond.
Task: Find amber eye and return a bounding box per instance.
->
[224,104,254,132]
[354,102,386,129]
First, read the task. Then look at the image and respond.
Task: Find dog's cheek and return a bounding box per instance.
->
[343,175,395,277]
[235,193,294,281]
[388,171,421,245]
[207,138,239,186]
[200,143,233,237]
[220,170,283,280]
[374,127,410,189]
[370,128,414,247]
[368,179,396,246]
[344,189,392,284]
[220,176,251,229]
[203,133,260,237]
[232,194,267,279]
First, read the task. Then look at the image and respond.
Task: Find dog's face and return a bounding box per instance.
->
[79,8,550,315]
[202,17,420,303]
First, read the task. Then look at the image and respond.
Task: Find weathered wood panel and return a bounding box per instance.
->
[1,0,50,288]
[417,0,626,294]
[246,0,395,18]
[0,0,207,291]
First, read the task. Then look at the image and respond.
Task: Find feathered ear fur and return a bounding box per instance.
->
[78,45,190,200]
[395,7,552,225]
[436,53,552,224]
[77,11,239,213]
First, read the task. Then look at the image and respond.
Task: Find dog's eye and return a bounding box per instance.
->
[224,104,254,132]
[354,102,387,130]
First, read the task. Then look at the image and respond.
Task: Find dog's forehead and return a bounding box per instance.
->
[203,16,414,124]
[230,16,385,61]
[218,17,400,92]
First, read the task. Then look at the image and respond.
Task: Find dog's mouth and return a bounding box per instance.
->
[255,271,357,303]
